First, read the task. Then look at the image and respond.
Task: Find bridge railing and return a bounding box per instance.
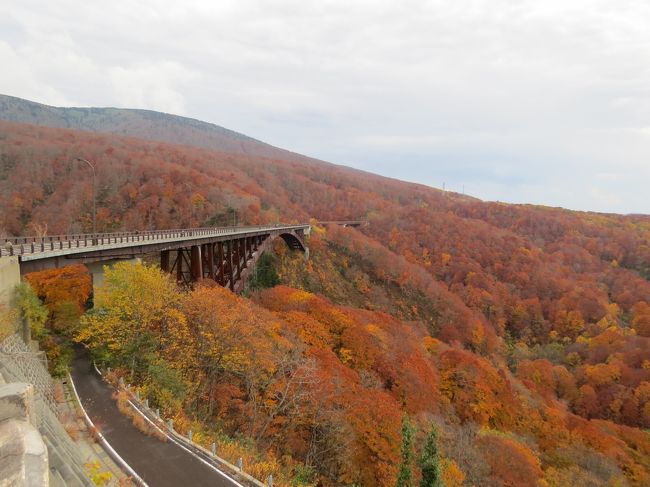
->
[0,224,308,258]
[317,220,369,226]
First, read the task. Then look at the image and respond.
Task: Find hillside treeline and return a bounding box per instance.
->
[5,119,650,486]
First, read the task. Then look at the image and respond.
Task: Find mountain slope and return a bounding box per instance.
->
[0,94,325,164]
[2,98,650,486]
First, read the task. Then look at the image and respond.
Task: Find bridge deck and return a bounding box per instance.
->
[1,224,309,261]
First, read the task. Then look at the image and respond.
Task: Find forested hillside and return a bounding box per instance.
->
[3,117,650,486]
[0,94,323,164]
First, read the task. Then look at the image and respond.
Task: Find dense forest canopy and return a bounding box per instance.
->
[3,118,650,486]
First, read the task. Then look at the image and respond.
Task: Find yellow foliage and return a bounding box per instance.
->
[77,261,183,353]
[583,363,621,386]
[470,321,485,350]
[366,323,387,343]
[423,336,443,354]
[338,347,353,364]
[84,461,113,486]
[441,458,465,487]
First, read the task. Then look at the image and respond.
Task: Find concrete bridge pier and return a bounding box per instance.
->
[85,258,140,300]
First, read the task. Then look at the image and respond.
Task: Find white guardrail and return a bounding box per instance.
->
[87,363,272,487]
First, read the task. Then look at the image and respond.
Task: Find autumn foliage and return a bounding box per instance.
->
[4,119,650,485]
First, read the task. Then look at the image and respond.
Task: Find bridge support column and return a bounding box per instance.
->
[232,240,240,279]
[217,242,225,286]
[241,239,247,269]
[205,244,214,280]
[160,250,170,272]
[176,250,184,283]
[190,246,202,282]
[246,237,253,260]
[227,241,235,291]
[86,258,140,305]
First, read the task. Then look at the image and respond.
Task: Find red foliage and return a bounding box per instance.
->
[3,119,650,484]
[477,434,543,487]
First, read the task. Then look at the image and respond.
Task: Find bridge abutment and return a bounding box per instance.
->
[0,257,20,308]
[0,257,22,339]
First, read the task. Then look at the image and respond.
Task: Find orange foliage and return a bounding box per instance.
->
[25,264,91,312]
[4,118,650,485]
[438,348,517,428]
[478,434,542,487]
[632,301,650,337]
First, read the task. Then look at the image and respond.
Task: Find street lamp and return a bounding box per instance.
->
[75,158,96,235]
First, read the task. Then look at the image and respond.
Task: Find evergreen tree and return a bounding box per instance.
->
[249,252,280,290]
[419,424,443,487]
[396,415,416,487]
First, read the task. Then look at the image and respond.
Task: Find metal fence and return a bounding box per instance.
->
[0,334,54,413]
[0,223,309,258]
[0,334,93,486]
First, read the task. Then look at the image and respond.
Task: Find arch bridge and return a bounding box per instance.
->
[0,224,310,295]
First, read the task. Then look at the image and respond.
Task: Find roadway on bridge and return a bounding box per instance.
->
[70,348,242,487]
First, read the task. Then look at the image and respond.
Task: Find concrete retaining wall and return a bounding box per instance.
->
[0,257,20,307]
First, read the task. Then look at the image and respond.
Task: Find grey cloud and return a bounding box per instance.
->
[0,0,649,213]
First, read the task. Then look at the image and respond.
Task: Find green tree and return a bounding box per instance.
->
[396,415,416,487]
[249,252,280,290]
[13,282,48,339]
[76,261,184,372]
[419,424,443,487]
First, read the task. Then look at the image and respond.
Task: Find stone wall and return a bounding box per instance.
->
[0,382,48,486]
[0,335,93,486]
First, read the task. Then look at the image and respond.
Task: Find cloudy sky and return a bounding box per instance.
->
[1,0,649,214]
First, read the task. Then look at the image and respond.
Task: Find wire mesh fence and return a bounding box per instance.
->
[0,334,92,486]
[0,333,55,414]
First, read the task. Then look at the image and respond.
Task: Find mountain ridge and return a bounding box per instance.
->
[0,93,334,167]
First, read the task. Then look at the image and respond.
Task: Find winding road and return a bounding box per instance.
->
[70,348,243,487]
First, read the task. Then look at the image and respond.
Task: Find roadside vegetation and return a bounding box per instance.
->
[16,251,647,486]
[12,264,90,376]
[5,119,650,486]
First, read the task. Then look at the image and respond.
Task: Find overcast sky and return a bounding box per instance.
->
[1,0,649,214]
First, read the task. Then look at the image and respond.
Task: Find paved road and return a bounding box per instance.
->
[70,348,241,487]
